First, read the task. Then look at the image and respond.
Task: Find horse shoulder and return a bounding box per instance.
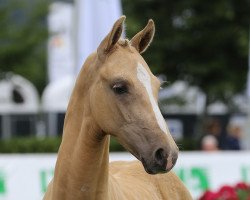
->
[109,161,159,199]
[155,171,193,200]
[109,160,192,200]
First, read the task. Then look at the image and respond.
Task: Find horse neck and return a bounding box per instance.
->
[52,55,110,200]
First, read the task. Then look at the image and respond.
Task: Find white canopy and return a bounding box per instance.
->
[159,81,206,114]
[41,75,75,112]
[207,101,228,114]
[0,73,39,114]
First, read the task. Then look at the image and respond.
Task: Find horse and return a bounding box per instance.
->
[43,16,192,200]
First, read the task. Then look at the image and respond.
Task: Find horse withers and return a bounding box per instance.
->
[43,16,192,200]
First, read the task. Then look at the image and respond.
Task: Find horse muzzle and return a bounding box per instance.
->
[141,148,178,175]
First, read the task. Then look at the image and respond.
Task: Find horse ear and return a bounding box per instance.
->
[97,16,126,60]
[130,19,155,54]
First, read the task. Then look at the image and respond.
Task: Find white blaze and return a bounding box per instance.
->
[137,63,168,134]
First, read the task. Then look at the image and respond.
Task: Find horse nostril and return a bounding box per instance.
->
[155,148,166,164]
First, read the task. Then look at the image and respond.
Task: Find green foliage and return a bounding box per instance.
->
[0,137,61,153]
[0,137,125,153]
[0,137,195,153]
[0,0,49,94]
[110,136,126,151]
[122,0,250,104]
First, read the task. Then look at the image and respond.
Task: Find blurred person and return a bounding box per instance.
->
[199,118,225,150]
[225,122,242,150]
[201,135,219,151]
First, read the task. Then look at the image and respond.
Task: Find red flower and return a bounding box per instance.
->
[218,185,238,200]
[235,182,250,191]
[199,182,250,200]
[199,190,218,200]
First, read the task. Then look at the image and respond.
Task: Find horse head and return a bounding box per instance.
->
[88,16,179,174]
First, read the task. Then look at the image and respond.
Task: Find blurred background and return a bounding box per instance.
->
[0,0,250,199]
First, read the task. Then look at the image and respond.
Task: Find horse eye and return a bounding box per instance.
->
[112,83,128,95]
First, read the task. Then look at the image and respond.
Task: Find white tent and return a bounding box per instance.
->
[41,75,75,136]
[207,101,228,114]
[0,73,40,138]
[41,75,75,112]
[0,73,39,114]
[159,81,206,114]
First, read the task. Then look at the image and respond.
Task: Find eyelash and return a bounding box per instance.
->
[112,82,128,95]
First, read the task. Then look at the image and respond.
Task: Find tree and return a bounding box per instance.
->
[0,0,49,94]
[122,0,250,106]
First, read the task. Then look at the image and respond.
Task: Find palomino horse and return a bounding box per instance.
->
[43,16,192,200]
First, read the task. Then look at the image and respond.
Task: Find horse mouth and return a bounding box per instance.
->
[128,151,163,174]
[140,157,169,175]
[125,147,175,175]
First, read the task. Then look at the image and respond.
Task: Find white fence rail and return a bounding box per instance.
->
[0,152,249,200]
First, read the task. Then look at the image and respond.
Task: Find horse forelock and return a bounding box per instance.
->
[117,38,134,52]
[118,38,129,46]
